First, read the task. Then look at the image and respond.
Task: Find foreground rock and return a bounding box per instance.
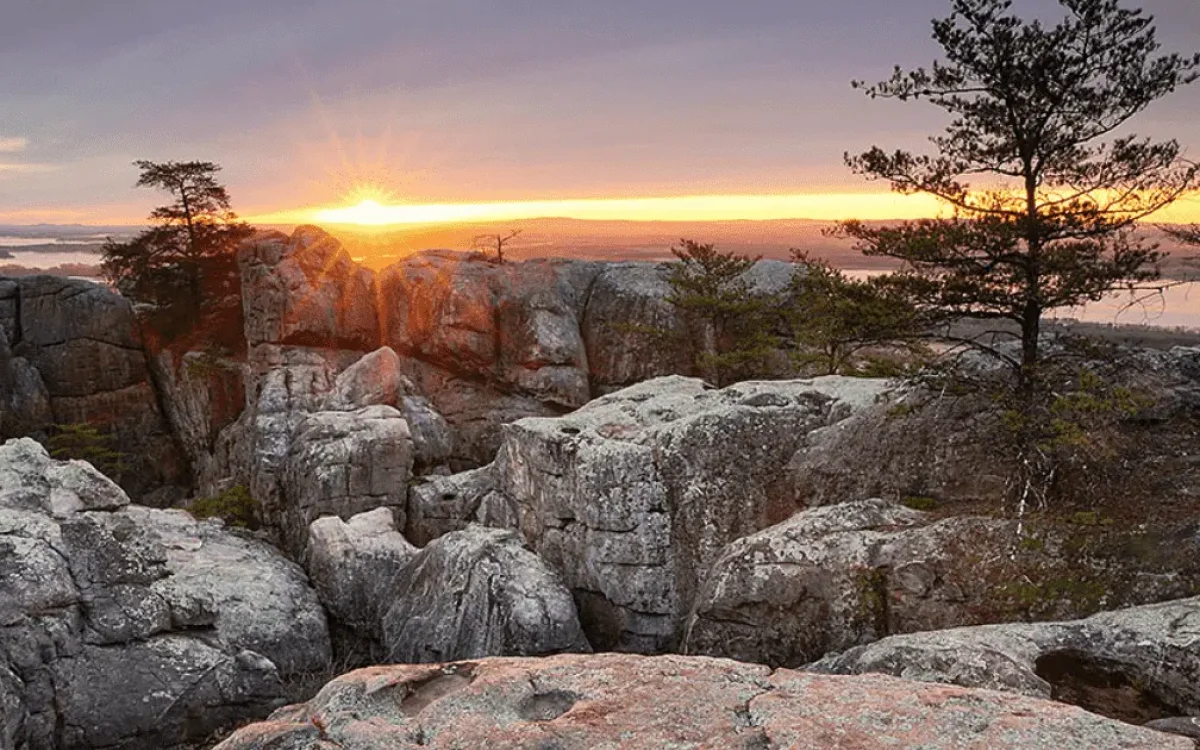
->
[213,653,1186,750]
[380,526,591,663]
[0,276,183,500]
[685,499,1200,667]
[811,596,1200,727]
[493,375,891,651]
[0,438,331,750]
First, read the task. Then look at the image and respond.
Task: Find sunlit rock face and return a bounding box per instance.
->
[239,226,380,350]
[213,653,1187,750]
[378,252,601,409]
[0,275,184,500]
[0,438,331,750]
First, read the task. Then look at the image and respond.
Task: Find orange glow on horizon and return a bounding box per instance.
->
[241,189,1200,228]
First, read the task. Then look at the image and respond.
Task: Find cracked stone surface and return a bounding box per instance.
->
[0,438,331,750]
[0,275,183,499]
[809,596,1200,720]
[684,499,1200,667]
[379,525,591,663]
[212,653,1188,749]
[490,375,892,651]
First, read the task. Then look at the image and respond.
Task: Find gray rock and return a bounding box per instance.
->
[380,525,591,663]
[493,375,891,651]
[581,262,693,393]
[280,405,414,556]
[401,395,454,471]
[810,596,1200,725]
[685,499,1200,667]
[405,466,514,546]
[322,346,412,412]
[0,438,332,750]
[1146,717,1200,741]
[213,653,1188,750]
[304,508,416,644]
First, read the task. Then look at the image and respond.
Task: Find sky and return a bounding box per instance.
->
[1,0,1198,225]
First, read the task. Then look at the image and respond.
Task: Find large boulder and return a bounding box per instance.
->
[493,375,891,651]
[810,596,1200,728]
[380,525,590,663]
[304,507,417,650]
[0,438,331,750]
[684,499,1200,667]
[213,653,1187,750]
[280,405,413,556]
[0,276,183,500]
[239,226,379,350]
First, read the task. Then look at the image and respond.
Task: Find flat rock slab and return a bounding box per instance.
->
[214,653,1187,749]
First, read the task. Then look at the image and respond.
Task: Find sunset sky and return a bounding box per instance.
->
[1,0,1198,226]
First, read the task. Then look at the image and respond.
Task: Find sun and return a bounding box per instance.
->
[317,198,396,226]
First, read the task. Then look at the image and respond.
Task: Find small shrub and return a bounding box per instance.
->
[900,495,938,511]
[190,485,259,528]
[45,423,128,483]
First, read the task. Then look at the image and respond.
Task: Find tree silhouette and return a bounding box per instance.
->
[471,229,522,264]
[102,161,252,318]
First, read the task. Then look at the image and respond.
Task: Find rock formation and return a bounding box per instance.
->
[400,375,891,652]
[211,653,1187,750]
[0,276,183,500]
[810,596,1200,728]
[0,438,331,750]
[684,499,1200,667]
[379,525,591,664]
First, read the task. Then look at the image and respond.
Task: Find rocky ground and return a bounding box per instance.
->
[3,225,1200,749]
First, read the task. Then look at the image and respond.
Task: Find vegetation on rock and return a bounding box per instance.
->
[44,423,128,484]
[189,484,260,528]
[102,160,253,345]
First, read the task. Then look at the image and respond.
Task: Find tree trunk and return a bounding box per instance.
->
[1019,301,1040,399]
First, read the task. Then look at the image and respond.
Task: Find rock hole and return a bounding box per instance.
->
[1034,650,1180,725]
[399,663,477,717]
[517,689,579,722]
[441,493,458,501]
[560,426,581,435]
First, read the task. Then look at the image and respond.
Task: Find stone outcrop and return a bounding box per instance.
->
[418,375,890,652]
[0,438,331,750]
[810,596,1200,728]
[406,466,516,547]
[684,499,1200,667]
[380,526,591,663]
[281,405,413,555]
[304,507,416,650]
[0,276,183,500]
[212,653,1187,750]
[239,228,379,350]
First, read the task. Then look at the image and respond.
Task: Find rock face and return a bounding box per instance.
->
[239,228,379,350]
[810,596,1200,728]
[0,438,331,750]
[684,499,1200,667]
[0,276,183,500]
[465,375,890,652]
[281,405,413,555]
[406,466,516,547]
[213,653,1186,750]
[380,526,591,663]
[304,508,417,652]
